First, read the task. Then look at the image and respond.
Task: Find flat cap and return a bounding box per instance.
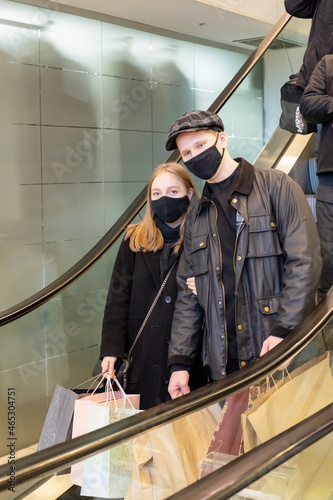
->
[165,110,224,151]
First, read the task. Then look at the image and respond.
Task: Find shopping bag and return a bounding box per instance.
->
[80,379,141,498]
[37,385,78,452]
[126,403,221,500]
[241,352,333,499]
[70,377,140,487]
[206,384,267,458]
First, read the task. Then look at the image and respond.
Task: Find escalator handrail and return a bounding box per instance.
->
[0,11,291,328]
[0,287,332,491]
[168,403,333,500]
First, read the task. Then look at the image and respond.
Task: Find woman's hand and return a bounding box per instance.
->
[101,356,117,378]
[186,276,197,295]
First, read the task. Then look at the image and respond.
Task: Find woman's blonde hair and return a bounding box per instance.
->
[125,162,198,253]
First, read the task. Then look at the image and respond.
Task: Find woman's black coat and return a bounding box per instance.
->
[100,237,195,409]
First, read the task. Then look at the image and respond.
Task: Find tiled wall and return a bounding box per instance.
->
[0,0,264,452]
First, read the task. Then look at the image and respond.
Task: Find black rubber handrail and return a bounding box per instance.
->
[0,11,291,328]
[0,287,331,491]
[168,403,333,500]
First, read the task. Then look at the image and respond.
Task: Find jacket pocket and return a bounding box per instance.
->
[191,234,209,276]
[246,215,282,258]
[257,296,280,315]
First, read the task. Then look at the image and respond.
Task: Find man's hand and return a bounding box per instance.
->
[168,371,190,399]
[101,356,117,378]
[260,335,290,370]
[260,335,284,356]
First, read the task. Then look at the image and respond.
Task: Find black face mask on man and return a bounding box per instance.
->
[151,195,190,223]
[183,134,224,180]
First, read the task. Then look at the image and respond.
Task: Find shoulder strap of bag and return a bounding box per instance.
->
[128,260,177,359]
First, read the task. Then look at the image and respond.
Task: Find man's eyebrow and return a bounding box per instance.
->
[180,138,206,154]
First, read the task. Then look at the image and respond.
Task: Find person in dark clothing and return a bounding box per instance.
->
[300,54,333,302]
[285,0,333,89]
[165,110,322,399]
[100,162,205,409]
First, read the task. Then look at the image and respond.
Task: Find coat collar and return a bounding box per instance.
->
[142,247,180,289]
[197,158,254,214]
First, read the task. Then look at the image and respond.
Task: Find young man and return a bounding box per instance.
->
[165,110,322,398]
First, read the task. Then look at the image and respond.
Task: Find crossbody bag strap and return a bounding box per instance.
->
[128,260,177,359]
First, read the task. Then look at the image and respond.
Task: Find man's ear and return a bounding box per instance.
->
[188,187,194,200]
[218,131,228,148]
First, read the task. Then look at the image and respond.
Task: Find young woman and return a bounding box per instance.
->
[100,162,205,409]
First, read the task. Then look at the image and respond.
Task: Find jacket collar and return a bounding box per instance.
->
[197,157,254,214]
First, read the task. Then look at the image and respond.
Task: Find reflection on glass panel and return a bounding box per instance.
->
[0,124,41,185]
[151,34,195,87]
[194,88,220,111]
[222,91,263,138]
[200,455,302,499]
[0,0,39,64]
[153,131,173,168]
[40,9,101,73]
[0,362,48,456]
[152,83,195,132]
[0,309,45,371]
[241,431,333,500]
[42,184,105,242]
[102,75,152,131]
[0,61,40,123]
[0,185,42,247]
[194,45,247,92]
[47,345,101,396]
[43,237,106,293]
[229,137,265,165]
[104,181,147,229]
[41,67,102,128]
[103,130,153,182]
[42,126,104,184]
[43,294,102,356]
[102,23,151,79]
[0,244,43,309]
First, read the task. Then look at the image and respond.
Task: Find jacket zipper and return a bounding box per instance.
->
[233,215,245,272]
[211,200,228,372]
[232,209,256,359]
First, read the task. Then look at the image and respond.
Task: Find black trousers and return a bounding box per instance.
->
[316,197,333,302]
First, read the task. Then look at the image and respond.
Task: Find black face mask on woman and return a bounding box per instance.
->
[183,134,225,180]
[151,195,190,223]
